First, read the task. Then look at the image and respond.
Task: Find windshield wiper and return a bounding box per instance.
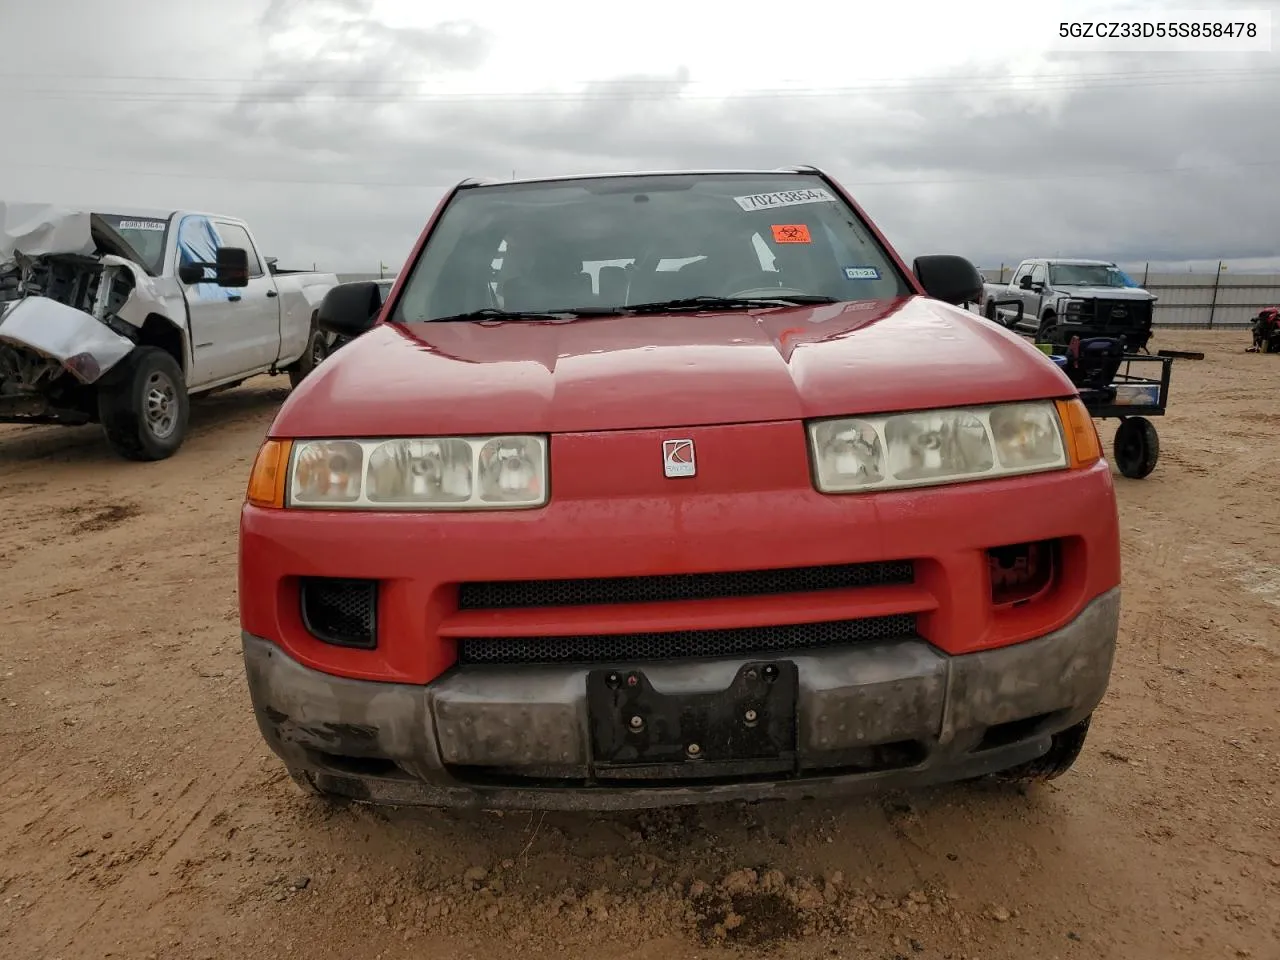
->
[425,307,612,323]
[422,296,838,323]
[621,294,839,314]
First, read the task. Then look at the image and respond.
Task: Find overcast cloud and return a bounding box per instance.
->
[1,0,1276,273]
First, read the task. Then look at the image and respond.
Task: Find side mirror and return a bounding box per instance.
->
[318,281,382,339]
[913,255,984,307]
[215,247,250,287]
[1018,274,1034,290]
[177,263,206,285]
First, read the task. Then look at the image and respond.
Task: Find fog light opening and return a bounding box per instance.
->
[987,540,1057,607]
[299,576,379,649]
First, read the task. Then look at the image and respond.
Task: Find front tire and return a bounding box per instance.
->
[993,715,1093,784]
[1036,312,1058,344]
[286,766,352,808]
[97,346,190,461]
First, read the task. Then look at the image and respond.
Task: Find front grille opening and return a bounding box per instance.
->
[987,540,1057,607]
[458,613,917,666]
[458,560,915,610]
[299,577,378,649]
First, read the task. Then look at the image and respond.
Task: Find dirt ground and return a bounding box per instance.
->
[1,329,1277,960]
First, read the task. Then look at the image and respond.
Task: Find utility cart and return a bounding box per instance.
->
[989,298,1173,479]
[1070,352,1172,480]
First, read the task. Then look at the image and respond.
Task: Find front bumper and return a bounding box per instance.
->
[244,586,1120,811]
[0,295,135,384]
[1052,317,1152,351]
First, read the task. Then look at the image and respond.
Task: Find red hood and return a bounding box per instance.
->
[272,296,1077,437]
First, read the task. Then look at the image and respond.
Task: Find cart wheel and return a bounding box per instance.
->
[1113,417,1159,479]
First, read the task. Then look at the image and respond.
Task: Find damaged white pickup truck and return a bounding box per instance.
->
[0,203,340,460]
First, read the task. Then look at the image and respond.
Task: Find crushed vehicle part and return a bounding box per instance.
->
[1,204,187,425]
[0,202,97,262]
[0,296,136,384]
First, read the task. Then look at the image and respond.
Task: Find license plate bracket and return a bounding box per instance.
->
[586,660,798,779]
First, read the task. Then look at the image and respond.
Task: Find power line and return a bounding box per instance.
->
[15,76,1279,104]
[4,70,1277,105]
[2,156,1278,190]
[0,65,1267,86]
[12,77,1276,105]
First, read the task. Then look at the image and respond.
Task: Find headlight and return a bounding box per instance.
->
[287,435,548,509]
[808,401,1068,493]
[1064,299,1085,314]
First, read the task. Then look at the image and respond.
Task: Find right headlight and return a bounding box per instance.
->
[284,435,548,510]
[808,401,1070,493]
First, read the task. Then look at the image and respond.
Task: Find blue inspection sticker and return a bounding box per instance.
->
[843,266,880,280]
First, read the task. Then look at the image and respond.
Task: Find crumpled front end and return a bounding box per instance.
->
[1,205,181,422]
[0,296,137,384]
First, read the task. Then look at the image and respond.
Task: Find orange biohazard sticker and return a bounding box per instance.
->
[771,224,811,244]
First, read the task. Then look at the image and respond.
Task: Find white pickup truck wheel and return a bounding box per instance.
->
[97,346,191,461]
[288,325,330,389]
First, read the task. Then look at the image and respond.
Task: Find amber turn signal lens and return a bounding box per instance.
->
[1055,398,1101,468]
[246,439,293,508]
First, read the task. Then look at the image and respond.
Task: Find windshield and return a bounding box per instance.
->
[96,213,170,275]
[390,174,912,322]
[1049,263,1128,288]
[94,216,170,276]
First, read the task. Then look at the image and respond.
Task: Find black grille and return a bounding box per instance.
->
[457,561,914,610]
[1072,298,1153,331]
[300,577,378,648]
[457,614,917,665]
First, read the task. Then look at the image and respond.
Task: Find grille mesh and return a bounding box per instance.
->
[1077,298,1153,329]
[300,577,377,648]
[457,613,917,665]
[458,561,914,610]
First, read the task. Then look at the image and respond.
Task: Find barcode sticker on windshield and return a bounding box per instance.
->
[733,188,835,212]
[843,266,880,280]
[117,220,167,231]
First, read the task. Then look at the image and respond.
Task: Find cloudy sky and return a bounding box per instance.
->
[1,0,1277,274]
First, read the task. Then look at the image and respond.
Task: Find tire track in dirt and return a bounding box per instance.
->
[1,378,286,957]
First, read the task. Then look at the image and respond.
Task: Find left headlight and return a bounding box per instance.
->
[285,435,548,510]
[808,401,1068,493]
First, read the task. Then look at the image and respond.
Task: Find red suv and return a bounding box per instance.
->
[239,167,1121,811]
